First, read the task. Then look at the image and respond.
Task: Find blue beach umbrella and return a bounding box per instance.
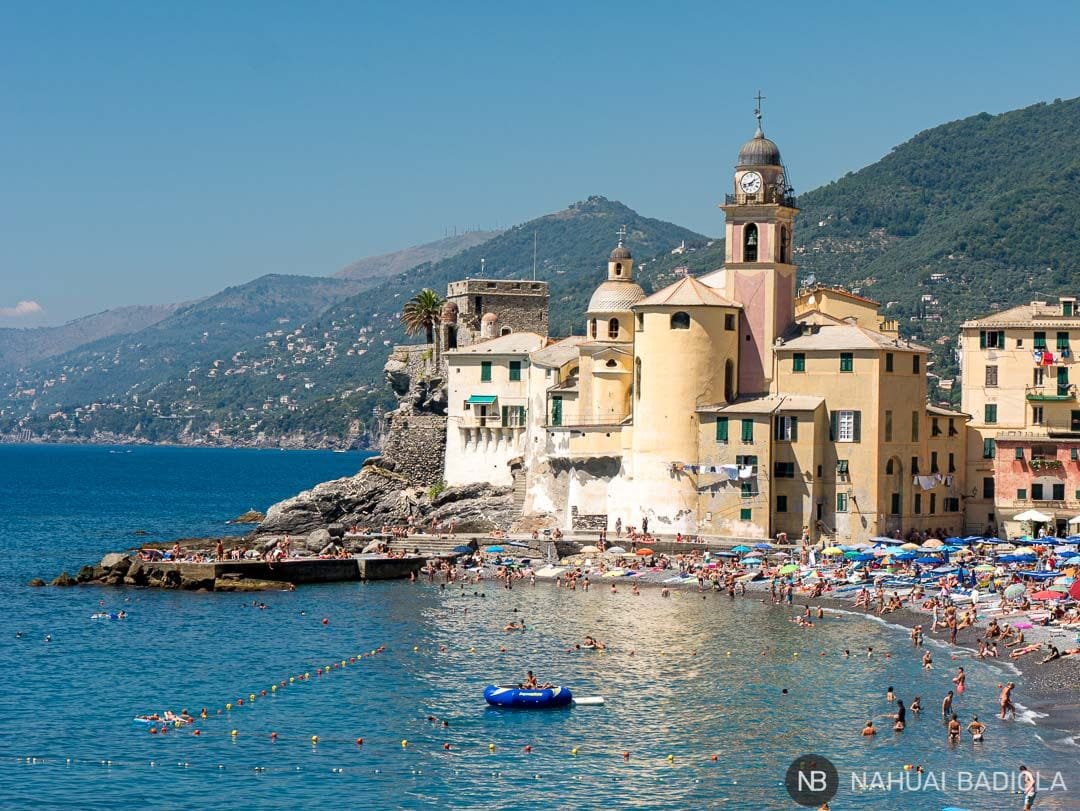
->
[851,553,876,562]
[732,545,751,553]
[753,542,774,550]
[452,545,473,554]
[895,552,919,561]
[485,545,505,554]
[916,556,943,565]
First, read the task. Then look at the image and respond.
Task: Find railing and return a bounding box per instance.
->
[724,192,798,208]
[459,417,526,429]
[545,413,630,429]
[1025,384,1077,401]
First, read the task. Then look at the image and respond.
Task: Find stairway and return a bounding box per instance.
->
[511,472,527,511]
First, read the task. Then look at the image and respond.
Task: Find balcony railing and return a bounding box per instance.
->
[1025,384,1076,402]
[459,416,526,429]
[545,413,630,429]
[724,192,798,208]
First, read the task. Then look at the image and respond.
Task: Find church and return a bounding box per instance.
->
[441,113,968,543]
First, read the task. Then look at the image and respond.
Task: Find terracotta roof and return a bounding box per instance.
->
[530,336,586,368]
[926,404,970,418]
[797,285,881,308]
[634,275,740,308]
[445,332,545,355]
[699,394,825,414]
[781,324,928,353]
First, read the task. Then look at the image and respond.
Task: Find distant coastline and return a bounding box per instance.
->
[0,432,373,452]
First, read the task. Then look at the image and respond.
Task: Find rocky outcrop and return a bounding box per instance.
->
[251,464,516,540]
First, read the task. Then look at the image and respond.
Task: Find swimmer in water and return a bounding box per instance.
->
[942,690,954,720]
[910,696,922,715]
[893,699,906,731]
[967,715,986,742]
[922,650,933,670]
[886,686,895,702]
[861,720,876,736]
[947,713,961,744]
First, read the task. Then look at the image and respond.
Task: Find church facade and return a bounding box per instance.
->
[442,117,968,542]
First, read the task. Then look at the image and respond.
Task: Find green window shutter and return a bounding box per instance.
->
[1015,446,1024,460]
[982,439,995,458]
[1057,332,1070,350]
[1072,448,1079,462]
[912,354,920,374]
[1034,332,1046,350]
[1031,483,1043,500]
[836,493,848,513]
[501,405,509,424]
[509,361,521,381]
[791,416,798,441]
[840,353,853,372]
[914,493,922,514]
[829,412,838,441]
[793,353,805,372]
[852,411,861,442]
[740,481,752,499]
[1017,488,1026,500]
[1053,483,1065,501]
[984,404,997,424]
[740,508,752,521]
[741,419,754,442]
[716,417,729,442]
[481,361,492,382]
[979,330,986,349]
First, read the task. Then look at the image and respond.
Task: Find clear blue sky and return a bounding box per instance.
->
[2,1,1078,326]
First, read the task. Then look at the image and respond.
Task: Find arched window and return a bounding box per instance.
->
[589,319,597,339]
[635,357,642,400]
[744,223,758,262]
[670,311,690,330]
[500,326,512,336]
[446,326,457,350]
[608,318,619,339]
[614,262,623,277]
[885,459,894,475]
[779,225,791,264]
[605,359,618,368]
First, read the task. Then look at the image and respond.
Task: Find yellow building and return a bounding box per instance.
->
[443,111,967,541]
[960,298,1080,537]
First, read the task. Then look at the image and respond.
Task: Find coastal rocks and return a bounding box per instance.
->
[51,571,78,587]
[100,552,129,570]
[214,577,293,592]
[306,528,332,551]
[28,578,45,587]
[229,509,265,524]
[76,565,97,583]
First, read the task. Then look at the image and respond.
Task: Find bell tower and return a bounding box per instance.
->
[718,93,799,396]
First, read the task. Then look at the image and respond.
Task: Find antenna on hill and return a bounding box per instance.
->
[532,231,538,280]
[480,258,486,277]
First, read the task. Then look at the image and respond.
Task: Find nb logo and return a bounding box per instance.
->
[786,754,838,806]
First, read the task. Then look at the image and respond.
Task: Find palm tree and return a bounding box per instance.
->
[400,288,444,345]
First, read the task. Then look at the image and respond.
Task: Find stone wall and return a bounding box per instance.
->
[380,412,448,487]
[445,279,549,347]
[571,506,608,532]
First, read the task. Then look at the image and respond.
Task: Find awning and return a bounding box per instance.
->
[466,395,497,405]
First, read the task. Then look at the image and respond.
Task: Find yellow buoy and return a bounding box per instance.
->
[230,729,238,737]
[402,740,408,747]
[571,748,578,756]
[311,735,319,744]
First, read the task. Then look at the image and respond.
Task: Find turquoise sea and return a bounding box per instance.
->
[0,444,1076,810]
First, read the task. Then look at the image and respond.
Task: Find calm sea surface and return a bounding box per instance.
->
[0,444,1076,810]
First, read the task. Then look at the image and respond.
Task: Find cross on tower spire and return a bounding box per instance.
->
[753,90,765,136]
[616,224,628,247]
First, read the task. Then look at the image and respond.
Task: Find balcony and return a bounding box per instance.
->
[724,192,798,208]
[1025,384,1076,402]
[545,413,630,429]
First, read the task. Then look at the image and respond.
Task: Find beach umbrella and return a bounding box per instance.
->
[974,564,995,572]
[607,546,627,554]
[753,542,774,550]
[778,563,798,574]
[580,545,600,554]
[1014,546,1037,555]
[852,553,875,562]
[732,545,751,553]
[635,548,653,556]
[451,545,472,554]
[823,546,844,556]
[872,547,890,557]
[1071,580,1080,600]
[1048,583,1070,593]
[1014,509,1053,522]
[900,543,920,551]
[1004,583,1026,599]
[772,551,790,558]
[743,557,762,565]
[922,539,944,549]
[870,536,894,544]
[916,556,942,565]
[744,550,762,557]
[850,540,872,548]
[485,545,504,554]
[895,552,918,561]
[1064,555,1080,565]
[1030,590,1064,601]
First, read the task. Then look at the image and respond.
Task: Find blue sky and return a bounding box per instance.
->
[2,1,1078,326]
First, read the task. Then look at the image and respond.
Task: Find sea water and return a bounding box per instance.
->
[0,445,1076,810]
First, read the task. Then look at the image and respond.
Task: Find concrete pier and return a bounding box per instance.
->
[153,555,426,586]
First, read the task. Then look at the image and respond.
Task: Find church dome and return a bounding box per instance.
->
[481,312,498,323]
[737,126,782,167]
[588,280,646,313]
[609,244,632,261]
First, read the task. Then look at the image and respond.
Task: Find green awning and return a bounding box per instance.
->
[466,395,497,405]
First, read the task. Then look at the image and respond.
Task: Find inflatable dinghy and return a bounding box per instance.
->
[483,685,572,709]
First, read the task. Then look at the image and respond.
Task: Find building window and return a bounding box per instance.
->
[944,497,959,512]
[912,354,921,374]
[589,319,597,339]
[931,451,939,473]
[914,493,922,514]
[949,418,958,436]
[984,404,997,424]
[501,405,526,426]
[1034,331,1047,350]
[983,477,995,499]
[836,493,848,513]
[1053,483,1065,500]
[614,262,623,277]
[715,417,729,443]
[885,353,894,372]
[911,411,920,442]
[740,481,753,499]
[480,361,492,382]
[1033,367,1044,387]
[1058,366,1070,396]
[670,312,690,330]
[1017,488,1027,500]
[741,419,754,443]
[736,454,758,467]
[1072,447,1079,462]
[608,318,620,339]
[774,415,798,441]
[743,223,758,262]
[1033,406,1044,425]
[890,493,901,515]
[509,361,521,381]
[837,459,849,475]
[839,353,853,372]
[932,418,941,437]
[724,313,735,331]
[740,508,752,521]
[948,452,955,473]
[885,459,894,474]
[885,410,893,442]
[1073,410,1080,432]
[1057,331,1070,351]
[500,326,512,336]
[777,495,788,513]
[832,410,860,442]
[550,396,562,426]
[779,225,790,263]
[982,439,996,458]
[774,462,795,478]
[985,366,998,387]
[1065,301,1075,316]
[979,330,1003,349]
[1032,483,1044,500]
[1015,446,1024,460]
[635,312,644,332]
[911,456,920,475]
[929,493,936,514]
[635,358,642,400]
[792,353,805,373]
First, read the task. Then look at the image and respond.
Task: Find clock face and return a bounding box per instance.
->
[739,172,762,194]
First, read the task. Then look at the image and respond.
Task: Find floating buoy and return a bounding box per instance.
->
[150,727,158,735]
[356,738,363,745]
[623,751,630,760]
[571,748,578,756]
[230,730,238,737]
[311,735,318,744]
[667,754,674,762]
[443,743,451,750]
[488,743,495,752]
[711,754,718,762]
[401,740,408,748]
[226,703,232,710]
[524,745,532,753]
[322,618,329,625]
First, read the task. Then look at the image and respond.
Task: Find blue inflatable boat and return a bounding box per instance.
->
[483,684,573,709]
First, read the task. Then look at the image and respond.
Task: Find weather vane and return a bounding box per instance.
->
[616,224,628,247]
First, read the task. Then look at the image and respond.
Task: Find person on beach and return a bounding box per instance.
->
[893,699,906,731]
[1038,646,1061,664]
[922,650,933,669]
[947,713,961,744]
[942,690,954,720]
[953,666,966,694]
[861,720,876,736]
[910,696,921,715]
[1000,682,1016,720]
[1020,764,1036,809]
[967,715,986,742]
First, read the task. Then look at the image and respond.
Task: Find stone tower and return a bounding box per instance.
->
[716,107,799,396]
